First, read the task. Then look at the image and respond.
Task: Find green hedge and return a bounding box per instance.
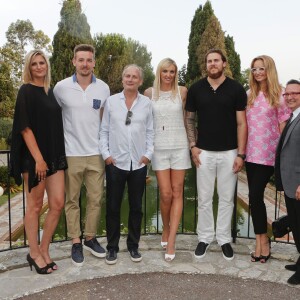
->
[0,118,13,148]
[0,118,13,139]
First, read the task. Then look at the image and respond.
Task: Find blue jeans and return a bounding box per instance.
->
[105,164,147,252]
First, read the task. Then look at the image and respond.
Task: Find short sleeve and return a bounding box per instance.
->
[14,85,31,133]
[53,83,62,107]
[235,84,247,111]
[185,84,197,112]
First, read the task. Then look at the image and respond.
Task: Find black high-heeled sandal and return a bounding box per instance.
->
[27,254,52,275]
[47,261,58,270]
[250,252,261,262]
[260,253,271,263]
[260,237,271,263]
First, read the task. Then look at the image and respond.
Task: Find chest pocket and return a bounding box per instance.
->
[93,99,101,110]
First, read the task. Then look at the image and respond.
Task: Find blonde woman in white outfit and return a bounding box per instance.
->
[144,58,191,261]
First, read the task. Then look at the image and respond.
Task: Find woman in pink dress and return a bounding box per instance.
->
[245,55,290,263]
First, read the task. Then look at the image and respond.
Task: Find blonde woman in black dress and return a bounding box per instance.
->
[10,50,67,274]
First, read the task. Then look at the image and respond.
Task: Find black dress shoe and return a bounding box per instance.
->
[287,273,300,285]
[285,264,298,272]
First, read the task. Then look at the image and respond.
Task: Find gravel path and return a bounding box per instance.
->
[18,273,300,300]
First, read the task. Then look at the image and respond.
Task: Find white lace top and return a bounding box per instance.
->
[152,89,189,150]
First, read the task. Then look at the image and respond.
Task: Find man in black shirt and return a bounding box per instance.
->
[185,49,247,260]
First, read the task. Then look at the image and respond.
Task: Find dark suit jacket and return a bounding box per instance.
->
[275,113,300,198]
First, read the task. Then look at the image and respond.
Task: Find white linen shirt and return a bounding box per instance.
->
[100,91,154,171]
[54,74,110,156]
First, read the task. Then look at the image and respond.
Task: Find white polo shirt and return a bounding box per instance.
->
[54,74,110,156]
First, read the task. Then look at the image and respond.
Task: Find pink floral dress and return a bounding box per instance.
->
[245,91,291,166]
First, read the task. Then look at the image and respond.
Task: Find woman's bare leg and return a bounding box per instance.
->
[40,171,65,267]
[166,170,185,255]
[156,170,172,243]
[23,173,49,269]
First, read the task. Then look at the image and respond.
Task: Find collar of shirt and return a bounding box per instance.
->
[120,90,140,108]
[291,107,300,121]
[72,73,96,83]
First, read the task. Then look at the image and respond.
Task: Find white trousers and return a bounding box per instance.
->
[196,149,237,245]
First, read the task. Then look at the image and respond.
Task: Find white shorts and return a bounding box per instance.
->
[151,148,191,171]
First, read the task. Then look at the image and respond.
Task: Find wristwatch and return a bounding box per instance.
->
[237,154,246,160]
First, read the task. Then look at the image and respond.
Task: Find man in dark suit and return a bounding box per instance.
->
[275,79,300,285]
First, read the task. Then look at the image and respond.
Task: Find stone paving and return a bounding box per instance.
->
[0,235,299,299]
[0,168,296,299]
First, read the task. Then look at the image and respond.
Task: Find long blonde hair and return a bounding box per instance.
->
[152,58,178,100]
[248,55,282,107]
[23,49,51,94]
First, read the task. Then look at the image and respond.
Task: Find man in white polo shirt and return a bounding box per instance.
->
[54,44,110,266]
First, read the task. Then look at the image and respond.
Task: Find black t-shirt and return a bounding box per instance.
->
[10,84,67,191]
[185,77,247,151]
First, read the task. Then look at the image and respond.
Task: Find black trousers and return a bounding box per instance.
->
[245,162,274,234]
[285,194,300,255]
[105,164,147,252]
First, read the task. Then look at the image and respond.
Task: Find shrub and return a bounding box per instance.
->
[0,101,15,119]
[0,166,22,194]
[0,138,8,150]
[0,118,13,140]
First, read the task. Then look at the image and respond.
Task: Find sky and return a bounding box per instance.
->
[0,0,299,85]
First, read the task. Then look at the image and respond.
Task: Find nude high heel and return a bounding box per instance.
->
[160,241,168,249]
[165,253,175,262]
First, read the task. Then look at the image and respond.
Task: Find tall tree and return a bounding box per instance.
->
[0,58,16,118]
[197,15,232,78]
[94,34,154,94]
[186,1,214,83]
[240,68,250,90]
[1,20,51,86]
[94,33,129,94]
[126,38,154,93]
[0,61,15,103]
[225,35,242,83]
[51,0,92,84]
[178,64,187,86]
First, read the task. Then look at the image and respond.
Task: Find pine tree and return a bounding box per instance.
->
[50,0,93,85]
[225,35,242,83]
[186,1,214,83]
[196,15,232,78]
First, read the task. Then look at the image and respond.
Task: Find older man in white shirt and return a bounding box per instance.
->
[100,64,154,265]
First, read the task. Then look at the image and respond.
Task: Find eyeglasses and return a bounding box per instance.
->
[125,110,133,125]
[283,92,300,98]
[251,67,266,73]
